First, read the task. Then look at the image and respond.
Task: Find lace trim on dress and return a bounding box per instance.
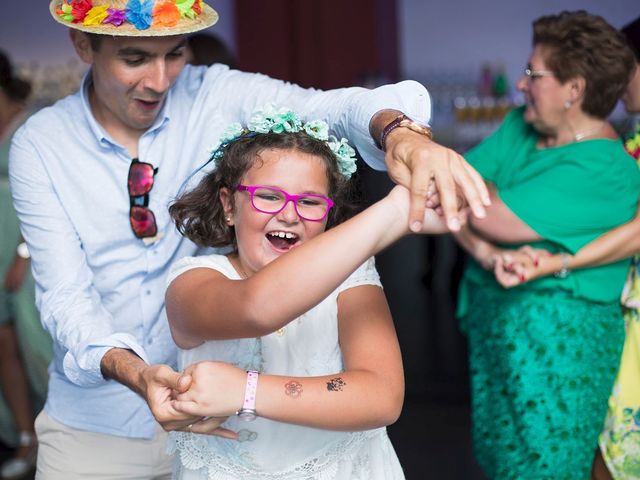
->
[169,429,380,480]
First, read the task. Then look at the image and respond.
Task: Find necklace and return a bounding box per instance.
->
[574,123,604,141]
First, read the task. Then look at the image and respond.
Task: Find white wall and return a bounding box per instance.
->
[399,0,637,95]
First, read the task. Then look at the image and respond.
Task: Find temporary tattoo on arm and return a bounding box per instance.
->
[326,377,346,392]
[284,380,303,398]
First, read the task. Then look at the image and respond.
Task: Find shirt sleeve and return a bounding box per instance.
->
[202,67,432,171]
[9,127,150,387]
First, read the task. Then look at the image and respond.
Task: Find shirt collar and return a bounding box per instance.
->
[80,70,172,148]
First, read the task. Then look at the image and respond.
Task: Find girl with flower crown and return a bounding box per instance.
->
[163,106,448,479]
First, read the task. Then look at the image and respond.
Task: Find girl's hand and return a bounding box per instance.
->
[173,361,246,420]
[387,185,450,234]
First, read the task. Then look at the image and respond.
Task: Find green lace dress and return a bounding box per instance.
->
[458,108,640,479]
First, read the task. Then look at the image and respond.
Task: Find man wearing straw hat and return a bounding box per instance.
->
[9,1,489,478]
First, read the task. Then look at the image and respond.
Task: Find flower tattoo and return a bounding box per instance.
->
[326,377,346,392]
[284,380,303,398]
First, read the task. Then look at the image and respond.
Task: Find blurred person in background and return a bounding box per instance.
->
[449,11,639,479]
[0,50,51,480]
[184,32,235,68]
[491,16,640,480]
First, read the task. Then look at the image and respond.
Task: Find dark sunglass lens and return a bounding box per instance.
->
[129,163,155,196]
[130,206,157,238]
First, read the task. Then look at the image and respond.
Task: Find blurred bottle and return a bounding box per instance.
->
[492,64,509,99]
[478,63,493,98]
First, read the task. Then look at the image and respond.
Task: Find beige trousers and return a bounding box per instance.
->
[35,410,174,480]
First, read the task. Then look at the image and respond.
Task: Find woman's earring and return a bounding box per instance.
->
[564,99,572,110]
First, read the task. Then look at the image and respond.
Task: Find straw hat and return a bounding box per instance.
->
[49,0,218,37]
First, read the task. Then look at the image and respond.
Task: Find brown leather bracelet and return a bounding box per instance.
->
[380,114,433,151]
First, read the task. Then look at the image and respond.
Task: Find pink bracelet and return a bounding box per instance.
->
[236,370,259,421]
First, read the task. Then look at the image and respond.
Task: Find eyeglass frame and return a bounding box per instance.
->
[523,67,555,82]
[128,158,159,238]
[236,184,334,222]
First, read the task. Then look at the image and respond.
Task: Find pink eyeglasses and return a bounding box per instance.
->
[236,185,334,222]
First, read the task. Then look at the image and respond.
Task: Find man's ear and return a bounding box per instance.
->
[69,30,94,65]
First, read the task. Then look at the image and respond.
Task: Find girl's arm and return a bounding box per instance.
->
[166,186,447,347]
[172,284,404,431]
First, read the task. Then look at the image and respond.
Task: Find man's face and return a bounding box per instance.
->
[85,34,188,134]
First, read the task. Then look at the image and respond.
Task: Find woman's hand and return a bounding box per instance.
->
[493,246,553,287]
[173,361,246,421]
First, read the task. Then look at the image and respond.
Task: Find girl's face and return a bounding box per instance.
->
[220,148,331,276]
[622,63,640,114]
[516,45,573,135]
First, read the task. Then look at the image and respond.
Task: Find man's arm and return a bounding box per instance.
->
[209,71,489,232]
[370,109,490,232]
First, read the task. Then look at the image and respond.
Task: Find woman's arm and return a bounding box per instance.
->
[166,186,448,346]
[495,205,640,286]
[467,185,541,244]
[172,284,404,431]
[453,223,504,271]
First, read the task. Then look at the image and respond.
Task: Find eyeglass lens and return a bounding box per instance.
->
[128,159,158,238]
[250,186,332,221]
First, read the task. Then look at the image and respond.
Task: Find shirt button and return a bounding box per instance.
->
[145,290,151,295]
[147,338,154,345]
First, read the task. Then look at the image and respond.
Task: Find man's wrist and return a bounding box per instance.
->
[369,109,403,150]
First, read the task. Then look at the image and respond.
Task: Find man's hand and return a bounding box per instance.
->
[385,128,489,232]
[100,348,236,438]
[141,364,237,439]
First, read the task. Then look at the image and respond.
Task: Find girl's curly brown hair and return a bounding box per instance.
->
[169,131,358,249]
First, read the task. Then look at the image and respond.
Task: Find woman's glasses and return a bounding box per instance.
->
[523,67,554,82]
[236,185,334,222]
[128,159,158,238]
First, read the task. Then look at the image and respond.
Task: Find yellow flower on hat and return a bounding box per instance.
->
[153,1,181,27]
[175,0,196,19]
[84,5,110,26]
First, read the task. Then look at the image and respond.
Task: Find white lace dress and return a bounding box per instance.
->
[166,254,405,480]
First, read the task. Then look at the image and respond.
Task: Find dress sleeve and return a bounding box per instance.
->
[499,145,640,253]
[166,254,235,287]
[337,257,382,295]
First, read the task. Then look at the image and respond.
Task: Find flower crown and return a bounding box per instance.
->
[209,105,358,179]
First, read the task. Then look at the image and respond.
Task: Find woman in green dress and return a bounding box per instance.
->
[491,17,640,480]
[453,12,639,479]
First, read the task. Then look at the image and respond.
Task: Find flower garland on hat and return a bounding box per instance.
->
[209,105,358,179]
[55,0,203,30]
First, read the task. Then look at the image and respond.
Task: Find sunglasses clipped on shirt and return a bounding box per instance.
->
[128,158,158,239]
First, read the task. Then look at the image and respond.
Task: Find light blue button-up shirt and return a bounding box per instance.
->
[9,64,431,438]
